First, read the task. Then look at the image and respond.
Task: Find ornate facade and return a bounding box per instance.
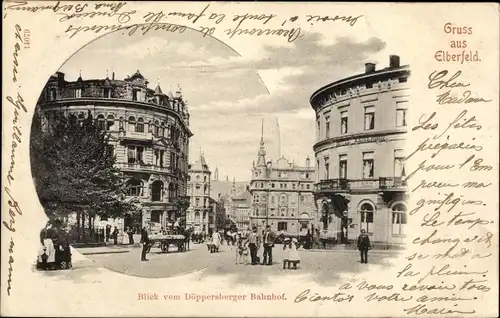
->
[249,123,316,235]
[310,55,410,247]
[186,153,215,234]
[36,70,192,232]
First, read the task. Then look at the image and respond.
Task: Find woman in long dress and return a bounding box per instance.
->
[37,228,56,270]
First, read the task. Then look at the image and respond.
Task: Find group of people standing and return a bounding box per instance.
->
[37,219,72,271]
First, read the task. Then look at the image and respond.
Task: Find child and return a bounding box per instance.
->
[283,238,300,270]
[235,233,249,264]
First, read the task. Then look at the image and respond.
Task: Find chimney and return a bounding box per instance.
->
[112,72,115,80]
[365,63,376,74]
[389,55,400,68]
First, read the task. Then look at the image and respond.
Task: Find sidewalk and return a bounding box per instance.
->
[75,243,141,256]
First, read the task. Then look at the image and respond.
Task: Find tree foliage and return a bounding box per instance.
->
[30,110,140,220]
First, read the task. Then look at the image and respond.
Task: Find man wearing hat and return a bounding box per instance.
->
[262,225,276,266]
[248,226,261,265]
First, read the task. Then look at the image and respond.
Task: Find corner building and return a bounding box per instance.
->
[310,55,410,247]
[36,71,192,232]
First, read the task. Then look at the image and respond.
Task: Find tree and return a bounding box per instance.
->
[30,110,139,240]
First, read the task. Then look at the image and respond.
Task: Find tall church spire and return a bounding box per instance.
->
[256,118,266,166]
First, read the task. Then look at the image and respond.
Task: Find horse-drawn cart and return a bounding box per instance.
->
[149,234,187,253]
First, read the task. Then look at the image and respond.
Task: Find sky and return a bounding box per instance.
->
[59,27,389,182]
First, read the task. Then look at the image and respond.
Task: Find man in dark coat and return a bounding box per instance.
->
[262,225,276,265]
[140,226,150,261]
[357,229,371,264]
[105,224,111,242]
[248,226,261,265]
[113,226,119,245]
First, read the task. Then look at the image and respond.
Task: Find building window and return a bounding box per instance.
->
[127,146,144,164]
[339,154,347,179]
[364,106,375,130]
[160,122,166,137]
[132,89,140,101]
[151,180,164,202]
[306,184,310,190]
[300,195,305,203]
[271,183,275,188]
[136,117,144,133]
[399,77,408,83]
[396,109,407,127]
[154,120,160,137]
[49,88,57,101]
[362,152,374,179]
[324,157,330,180]
[119,117,124,130]
[195,197,200,206]
[292,184,296,190]
[128,116,136,132]
[126,179,143,197]
[289,208,295,217]
[341,111,348,134]
[317,119,321,139]
[392,203,407,235]
[359,202,375,233]
[103,87,111,98]
[278,222,287,231]
[280,194,287,204]
[96,114,106,131]
[394,150,406,178]
[77,113,85,126]
[396,101,408,127]
[75,88,82,98]
[271,195,276,204]
[325,115,330,138]
[194,212,201,223]
[280,208,286,216]
[106,115,114,131]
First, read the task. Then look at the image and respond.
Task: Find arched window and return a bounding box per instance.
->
[106,115,115,131]
[358,202,375,233]
[128,116,136,132]
[97,114,106,131]
[126,179,143,197]
[154,120,160,137]
[136,117,144,133]
[194,212,201,224]
[151,180,164,202]
[77,113,85,126]
[392,203,407,235]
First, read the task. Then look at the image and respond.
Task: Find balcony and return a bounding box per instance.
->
[116,162,173,174]
[315,179,350,192]
[118,130,153,142]
[379,177,407,191]
[315,177,407,194]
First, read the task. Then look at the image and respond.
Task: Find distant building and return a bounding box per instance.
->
[35,70,192,233]
[249,122,316,235]
[187,153,215,234]
[232,188,252,230]
[310,55,410,247]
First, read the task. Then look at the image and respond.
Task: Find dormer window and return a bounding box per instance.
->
[132,89,140,101]
[75,88,82,98]
[103,88,111,98]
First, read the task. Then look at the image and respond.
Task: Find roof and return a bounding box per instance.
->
[190,153,209,171]
[154,85,163,95]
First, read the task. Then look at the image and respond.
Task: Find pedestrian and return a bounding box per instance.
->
[283,238,300,270]
[211,229,221,253]
[357,229,371,264]
[248,226,261,265]
[262,225,275,266]
[105,224,111,242]
[127,227,134,245]
[113,226,119,245]
[140,226,150,261]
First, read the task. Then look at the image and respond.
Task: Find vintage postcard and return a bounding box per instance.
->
[1,1,498,317]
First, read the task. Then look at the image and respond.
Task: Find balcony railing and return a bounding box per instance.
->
[379,177,407,189]
[118,130,154,141]
[315,177,407,192]
[116,162,173,174]
[316,179,350,191]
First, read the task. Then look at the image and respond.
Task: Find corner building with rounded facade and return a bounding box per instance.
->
[36,71,192,232]
[310,55,409,248]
